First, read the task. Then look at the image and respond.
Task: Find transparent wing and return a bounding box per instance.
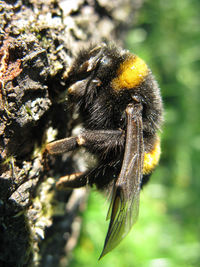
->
[99,104,144,259]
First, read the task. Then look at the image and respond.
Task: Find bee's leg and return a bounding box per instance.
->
[46,130,124,190]
[45,136,78,155]
[56,163,121,191]
[78,130,125,152]
[56,172,88,190]
[45,129,125,155]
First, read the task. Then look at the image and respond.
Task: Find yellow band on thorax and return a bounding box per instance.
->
[111,55,149,91]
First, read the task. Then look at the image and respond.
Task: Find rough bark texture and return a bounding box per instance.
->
[0,0,143,266]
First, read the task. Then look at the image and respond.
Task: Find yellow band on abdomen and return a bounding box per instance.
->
[143,137,161,175]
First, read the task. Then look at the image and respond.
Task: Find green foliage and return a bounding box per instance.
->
[70,0,200,266]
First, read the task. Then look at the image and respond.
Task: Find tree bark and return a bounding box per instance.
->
[0,0,143,266]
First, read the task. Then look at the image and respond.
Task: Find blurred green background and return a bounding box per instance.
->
[70,0,200,266]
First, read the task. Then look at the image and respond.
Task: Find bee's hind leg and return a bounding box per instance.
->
[56,172,88,190]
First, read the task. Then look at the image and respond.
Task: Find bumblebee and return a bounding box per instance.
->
[46,43,163,258]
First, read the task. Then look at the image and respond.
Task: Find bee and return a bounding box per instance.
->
[45,43,163,258]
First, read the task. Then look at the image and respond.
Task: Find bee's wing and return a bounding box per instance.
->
[99,104,144,259]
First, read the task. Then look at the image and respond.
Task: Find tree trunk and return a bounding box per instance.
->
[0,0,143,266]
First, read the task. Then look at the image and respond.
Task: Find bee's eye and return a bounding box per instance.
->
[100,56,112,67]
